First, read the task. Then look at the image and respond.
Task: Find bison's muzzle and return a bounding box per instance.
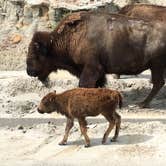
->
[26,68,39,77]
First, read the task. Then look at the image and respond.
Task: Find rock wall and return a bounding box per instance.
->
[0,0,166,70]
[1,0,166,37]
[0,0,120,32]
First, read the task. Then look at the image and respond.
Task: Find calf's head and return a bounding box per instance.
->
[26,31,57,84]
[38,91,57,114]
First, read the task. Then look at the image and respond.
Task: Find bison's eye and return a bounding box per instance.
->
[33,42,48,56]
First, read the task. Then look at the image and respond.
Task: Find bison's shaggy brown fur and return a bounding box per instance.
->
[38,88,122,147]
[27,11,166,108]
[114,4,166,80]
[119,4,166,21]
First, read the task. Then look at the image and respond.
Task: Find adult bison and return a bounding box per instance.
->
[26,11,166,108]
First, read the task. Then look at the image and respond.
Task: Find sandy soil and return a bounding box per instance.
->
[0,70,166,166]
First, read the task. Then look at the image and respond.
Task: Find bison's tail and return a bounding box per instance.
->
[117,92,123,109]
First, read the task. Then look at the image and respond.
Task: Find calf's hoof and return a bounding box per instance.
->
[84,144,90,148]
[110,137,117,142]
[102,139,106,145]
[59,141,67,146]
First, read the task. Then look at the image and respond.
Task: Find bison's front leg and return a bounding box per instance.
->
[138,67,165,108]
[79,63,104,88]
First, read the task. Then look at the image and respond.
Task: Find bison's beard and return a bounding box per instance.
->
[27,66,56,87]
[38,76,50,87]
[27,68,48,86]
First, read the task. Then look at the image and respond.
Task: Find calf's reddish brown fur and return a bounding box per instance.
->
[38,88,122,147]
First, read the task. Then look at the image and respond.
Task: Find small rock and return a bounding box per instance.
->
[128,104,137,109]
[87,124,97,129]
[11,34,22,44]
[18,125,24,130]
[10,128,14,132]
[29,126,33,129]
[22,130,27,133]
[72,127,79,132]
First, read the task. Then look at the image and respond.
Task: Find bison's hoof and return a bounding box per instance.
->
[110,137,117,142]
[137,102,150,108]
[84,144,90,148]
[112,74,120,79]
[59,141,67,146]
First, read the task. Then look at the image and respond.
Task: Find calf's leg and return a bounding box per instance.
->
[59,118,74,145]
[102,113,116,144]
[78,118,90,147]
[111,112,121,142]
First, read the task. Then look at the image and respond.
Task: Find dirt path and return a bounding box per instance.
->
[0,71,166,166]
[1,115,166,166]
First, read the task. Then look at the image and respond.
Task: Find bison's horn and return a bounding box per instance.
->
[34,42,39,48]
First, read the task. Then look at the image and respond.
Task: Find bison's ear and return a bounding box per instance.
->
[54,90,56,94]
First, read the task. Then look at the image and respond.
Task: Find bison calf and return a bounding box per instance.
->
[38,88,122,147]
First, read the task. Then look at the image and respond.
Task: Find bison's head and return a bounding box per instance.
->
[37,91,57,114]
[26,31,56,84]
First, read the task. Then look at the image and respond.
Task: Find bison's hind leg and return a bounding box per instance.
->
[111,112,121,142]
[138,66,165,108]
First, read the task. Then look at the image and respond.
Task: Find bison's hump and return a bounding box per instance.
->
[55,11,88,34]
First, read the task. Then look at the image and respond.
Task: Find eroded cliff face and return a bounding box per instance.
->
[0,0,166,70]
[1,0,166,39]
[0,0,120,33]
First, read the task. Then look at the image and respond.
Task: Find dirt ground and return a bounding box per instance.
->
[0,70,166,166]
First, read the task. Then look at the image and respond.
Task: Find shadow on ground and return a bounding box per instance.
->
[66,134,153,147]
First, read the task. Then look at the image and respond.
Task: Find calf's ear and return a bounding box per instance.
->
[49,96,56,102]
